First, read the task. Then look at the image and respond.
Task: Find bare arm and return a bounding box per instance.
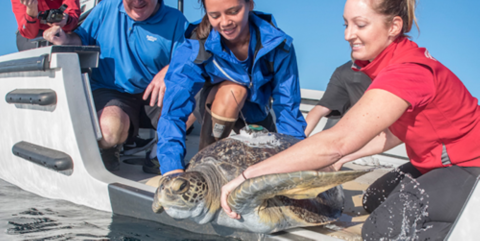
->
[221,88,410,219]
[332,128,403,170]
[43,25,82,45]
[245,89,409,176]
[304,105,332,137]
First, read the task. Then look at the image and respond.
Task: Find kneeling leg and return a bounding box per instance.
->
[199,81,247,150]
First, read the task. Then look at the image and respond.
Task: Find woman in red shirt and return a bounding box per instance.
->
[11,0,80,51]
[220,0,480,239]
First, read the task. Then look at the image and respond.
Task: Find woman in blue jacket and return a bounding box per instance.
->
[156,0,306,175]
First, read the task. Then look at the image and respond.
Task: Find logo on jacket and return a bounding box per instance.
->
[424,50,437,61]
[146,35,157,42]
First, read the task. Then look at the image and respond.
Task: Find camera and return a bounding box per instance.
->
[37,4,68,24]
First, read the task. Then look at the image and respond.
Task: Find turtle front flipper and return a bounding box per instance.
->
[227,169,371,214]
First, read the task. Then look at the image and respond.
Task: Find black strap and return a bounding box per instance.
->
[193,38,212,64]
[187,27,213,64]
[25,15,37,24]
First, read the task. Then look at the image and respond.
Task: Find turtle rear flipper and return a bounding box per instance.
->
[227,169,371,214]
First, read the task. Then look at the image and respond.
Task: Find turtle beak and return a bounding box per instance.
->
[152,187,164,213]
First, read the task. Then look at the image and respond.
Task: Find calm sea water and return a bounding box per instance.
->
[0,179,234,241]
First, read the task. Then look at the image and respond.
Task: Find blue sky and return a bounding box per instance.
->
[2,0,479,100]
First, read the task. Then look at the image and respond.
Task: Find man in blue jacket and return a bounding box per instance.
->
[43,0,187,173]
[157,11,306,176]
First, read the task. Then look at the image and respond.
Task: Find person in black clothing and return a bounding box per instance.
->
[304,61,371,136]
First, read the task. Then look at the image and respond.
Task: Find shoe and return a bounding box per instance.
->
[142,151,161,175]
[122,136,156,156]
[100,145,121,171]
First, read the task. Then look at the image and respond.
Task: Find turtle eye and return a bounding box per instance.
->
[171,179,190,194]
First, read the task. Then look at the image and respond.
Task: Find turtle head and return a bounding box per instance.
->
[152,171,210,220]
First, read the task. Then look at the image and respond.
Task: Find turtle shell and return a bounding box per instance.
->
[185,131,344,232]
[154,129,370,233]
[187,131,300,180]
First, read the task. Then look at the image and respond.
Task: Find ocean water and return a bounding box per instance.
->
[0,179,233,241]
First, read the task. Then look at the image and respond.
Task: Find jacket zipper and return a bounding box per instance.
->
[212,59,251,88]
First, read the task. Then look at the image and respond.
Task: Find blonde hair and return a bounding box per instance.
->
[372,0,419,36]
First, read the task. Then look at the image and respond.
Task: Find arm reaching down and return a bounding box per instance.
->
[304,105,332,137]
[332,129,403,171]
[221,88,410,219]
[143,65,169,107]
[270,45,306,140]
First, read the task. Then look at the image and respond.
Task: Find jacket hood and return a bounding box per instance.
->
[185,11,293,63]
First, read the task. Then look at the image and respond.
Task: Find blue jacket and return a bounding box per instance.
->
[157,12,306,174]
[74,0,187,94]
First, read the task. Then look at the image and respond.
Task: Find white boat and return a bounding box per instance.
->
[0,45,477,240]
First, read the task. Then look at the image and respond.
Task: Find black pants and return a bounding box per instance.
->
[92,88,162,143]
[362,162,480,240]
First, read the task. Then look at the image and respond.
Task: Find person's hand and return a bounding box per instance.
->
[220,174,246,219]
[43,25,66,45]
[332,162,343,171]
[20,0,38,7]
[21,0,39,18]
[163,169,184,176]
[48,13,69,28]
[143,66,169,107]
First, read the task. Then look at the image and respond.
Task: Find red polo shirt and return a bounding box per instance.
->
[355,37,480,173]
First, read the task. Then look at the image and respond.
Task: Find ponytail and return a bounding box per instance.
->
[373,0,419,36]
[196,14,212,40]
[405,0,418,33]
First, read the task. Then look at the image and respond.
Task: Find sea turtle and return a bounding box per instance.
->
[152,126,370,233]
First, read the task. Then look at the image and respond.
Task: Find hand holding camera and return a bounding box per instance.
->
[37,4,69,26]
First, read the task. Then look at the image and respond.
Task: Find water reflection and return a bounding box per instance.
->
[0,179,234,241]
